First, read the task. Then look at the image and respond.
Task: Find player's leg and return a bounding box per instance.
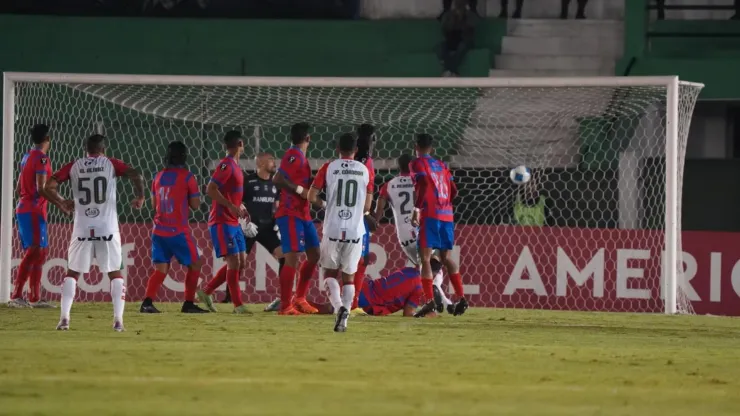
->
[335,241,363,332]
[418,217,439,303]
[294,220,320,314]
[323,268,343,313]
[261,230,283,312]
[28,213,53,307]
[58,238,93,330]
[141,234,171,313]
[225,226,250,314]
[275,216,302,315]
[10,212,38,307]
[198,224,234,312]
[438,221,467,315]
[177,233,208,313]
[98,233,126,331]
[430,255,453,313]
[351,229,371,311]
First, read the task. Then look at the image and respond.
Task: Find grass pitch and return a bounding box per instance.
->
[1,303,739,416]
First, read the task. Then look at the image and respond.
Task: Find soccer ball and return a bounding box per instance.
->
[510,165,531,185]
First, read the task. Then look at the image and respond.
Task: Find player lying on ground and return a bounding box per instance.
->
[222,152,284,305]
[272,122,324,315]
[10,124,61,308]
[410,134,468,315]
[308,132,375,332]
[375,154,457,314]
[196,131,251,314]
[140,141,209,314]
[45,134,145,331]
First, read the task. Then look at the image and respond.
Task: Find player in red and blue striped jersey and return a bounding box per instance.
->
[409,133,468,316]
[10,124,66,309]
[350,123,376,314]
[196,131,250,314]
[140,142,208,314]
[272,122,322,315]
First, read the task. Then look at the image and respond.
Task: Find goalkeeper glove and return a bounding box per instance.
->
[274,224,281,240]
[240,220,259,238]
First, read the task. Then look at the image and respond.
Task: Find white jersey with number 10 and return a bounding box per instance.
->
[318,159,370,240]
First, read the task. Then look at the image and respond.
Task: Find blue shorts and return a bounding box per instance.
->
[16,212,48,250]
[418,218,454,251]
[361,219,371,259]
[276,216,320,254]
[209,224,246,258]
[152,232,199,266]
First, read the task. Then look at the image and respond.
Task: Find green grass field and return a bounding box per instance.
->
[1,304,739,416]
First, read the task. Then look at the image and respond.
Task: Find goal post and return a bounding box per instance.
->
[1,72,704,314]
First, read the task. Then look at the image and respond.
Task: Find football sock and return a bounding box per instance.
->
[145,270,167,300]
[449,272,464,298]
[352,260,367,309]
[295,261,317,299]
[422,278,434,302]
[12,248,36,299]
[28,248,47,303]
[204,265,227,294]
[341,282,355,311]
[226,269,243,307]
[110,277,126,322]
[279,264,296,309]
[433,270,453,306]
[324,277,342,312]
[60,276,77,320]
[184,268,200,302]
[278,257,285,275]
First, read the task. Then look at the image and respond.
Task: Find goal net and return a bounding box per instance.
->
[1,74,703,314]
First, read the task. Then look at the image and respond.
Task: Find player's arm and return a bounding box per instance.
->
[273,151,308,199]
[363,176,377,232]
[207,162,243,217]
[307,163,328,204]
[374,181,390,223]
[112,158,145,209]
[44,162,75,215]
[409,159,427,226]
[402,303,416,317]
[186,173,201,210]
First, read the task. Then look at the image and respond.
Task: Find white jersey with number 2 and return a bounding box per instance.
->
[54,155,129,239]
[380,173,417,249]
[314,158,370,240]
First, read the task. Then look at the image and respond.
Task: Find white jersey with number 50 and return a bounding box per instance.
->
[313,158,370,240]
[379,174,417,248]
[53,155,130,239]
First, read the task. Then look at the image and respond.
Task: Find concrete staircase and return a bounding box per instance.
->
[452,19,624,169]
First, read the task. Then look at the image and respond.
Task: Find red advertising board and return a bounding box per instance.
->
[10,224,740,316]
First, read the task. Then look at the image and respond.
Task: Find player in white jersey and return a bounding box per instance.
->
[308,133,375,332]
[43,134,145,332]
[375,154,454,313]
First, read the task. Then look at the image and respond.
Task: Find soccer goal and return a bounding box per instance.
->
[1,72,703,314]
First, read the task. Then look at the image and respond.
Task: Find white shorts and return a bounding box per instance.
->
[402,240,419,266]
[320,236,363,275]
[68,232,123,274]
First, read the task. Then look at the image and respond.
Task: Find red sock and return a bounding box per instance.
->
[295,261,317,299]
[352,259,367,309]
[205,265,227,294]
[145,270,167,300]
[184,268,200,302]
[422,279,434,302]
[279,264,296,310]
[449,272,464,298]
[28,249,46,303]
[12,249,37,300]
[226,269,242,307]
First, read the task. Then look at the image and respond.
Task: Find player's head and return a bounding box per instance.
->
[430,252,443,275]
[224,130,244,152]
[255,152,276,174]
[166,141,188,166]
[337,133,357,157]
[85,134,106,155]
[415,133,434,155]
[290,122,311,146]
[397,154,413,174]
[355,123,376,162]
[31,124,50,147]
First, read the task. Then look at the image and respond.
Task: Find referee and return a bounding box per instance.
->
[222,152,284,308]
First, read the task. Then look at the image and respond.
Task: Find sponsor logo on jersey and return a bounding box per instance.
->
[338,209,352,220]
[289,156,296,164]
[40,157,47,165]
[341,162,350,169]
[401,238,417,247]
[272,186,277,194]
[220,163,228,171]
[84,159,95,166]
[253,196,275,203]
[254,186,260,191]
[85,207,100,218]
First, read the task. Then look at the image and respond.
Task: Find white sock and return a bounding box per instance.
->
[60,277,76,320]
[341,283,355,311]
[111,278,126,322]
[324,278,342,313]
[433,271,453,306]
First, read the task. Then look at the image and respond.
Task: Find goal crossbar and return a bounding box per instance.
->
[1,72,704,314]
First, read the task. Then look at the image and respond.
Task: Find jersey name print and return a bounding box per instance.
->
[53,156,129,239]
[313,159,370,241]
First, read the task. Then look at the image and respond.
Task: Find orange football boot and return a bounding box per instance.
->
[293,298,319,314]
[278,305,303,316]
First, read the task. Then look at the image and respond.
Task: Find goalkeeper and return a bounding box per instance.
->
[223,153,284,306]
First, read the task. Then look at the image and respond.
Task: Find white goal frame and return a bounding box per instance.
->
[1,72,704,314]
